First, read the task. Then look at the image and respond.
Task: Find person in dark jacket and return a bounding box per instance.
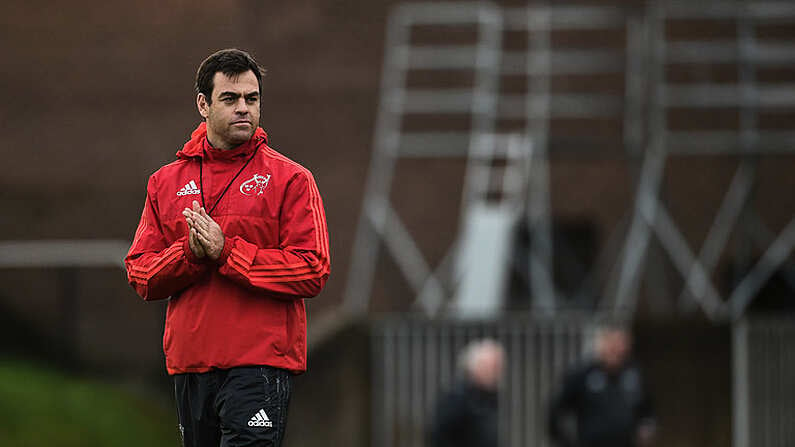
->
[548,322,656,447]
[431,339,504,447]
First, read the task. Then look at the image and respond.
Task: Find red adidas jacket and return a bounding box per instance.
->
[125,122,330,374]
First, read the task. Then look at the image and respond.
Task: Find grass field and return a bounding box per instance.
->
[0,359,177,446]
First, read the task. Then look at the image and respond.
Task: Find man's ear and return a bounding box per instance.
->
[197,93,210,119]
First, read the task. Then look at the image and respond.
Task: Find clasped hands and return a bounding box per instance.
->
[182,200,225,260]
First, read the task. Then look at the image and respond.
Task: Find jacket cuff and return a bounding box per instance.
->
[183,237,204,264]
[216,236,234,265]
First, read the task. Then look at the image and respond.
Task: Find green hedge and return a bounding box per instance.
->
[0,360,177,446]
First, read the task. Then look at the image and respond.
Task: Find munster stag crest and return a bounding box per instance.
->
[240,174,271,196]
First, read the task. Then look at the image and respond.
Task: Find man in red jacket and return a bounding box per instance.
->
[125,48,330,447]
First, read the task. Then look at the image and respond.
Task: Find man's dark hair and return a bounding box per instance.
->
[195,48,266,103]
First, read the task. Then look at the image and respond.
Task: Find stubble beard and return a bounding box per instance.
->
[207,117,255,149]
[227,126,255,145]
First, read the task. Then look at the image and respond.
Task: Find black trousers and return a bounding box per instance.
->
[174,366,292,447]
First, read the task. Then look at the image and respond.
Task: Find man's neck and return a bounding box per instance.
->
[206,135,240,151]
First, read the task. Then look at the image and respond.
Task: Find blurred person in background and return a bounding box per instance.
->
[125,48,330,447]
[430,339,504,447]
[548,321,655,447]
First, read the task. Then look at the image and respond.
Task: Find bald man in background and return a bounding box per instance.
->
[430,339,504,447]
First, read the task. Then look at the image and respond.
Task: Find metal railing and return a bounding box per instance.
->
[371,316,593,447]
[0,239,130,365]
[733,316,795,447]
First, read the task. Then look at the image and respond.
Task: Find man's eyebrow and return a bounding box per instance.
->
[244,91,259,98]
[218,91,240,98]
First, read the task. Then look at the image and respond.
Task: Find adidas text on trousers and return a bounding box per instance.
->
[174,366,292,447]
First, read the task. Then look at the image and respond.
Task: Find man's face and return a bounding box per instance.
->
[197,70,260,149]
[597,329,631,371]
[471,344,504,391]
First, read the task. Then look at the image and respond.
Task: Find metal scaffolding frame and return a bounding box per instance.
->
[344,2,645,316]
[611,0,795,321]
[343,2,505,315]
[345,0,795,322]
[445,133,533,318]
[506,4,646,314]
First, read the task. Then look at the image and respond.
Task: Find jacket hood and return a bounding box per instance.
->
[176,122,268,160]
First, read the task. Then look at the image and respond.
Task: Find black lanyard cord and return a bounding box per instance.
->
[198,142,261,216]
